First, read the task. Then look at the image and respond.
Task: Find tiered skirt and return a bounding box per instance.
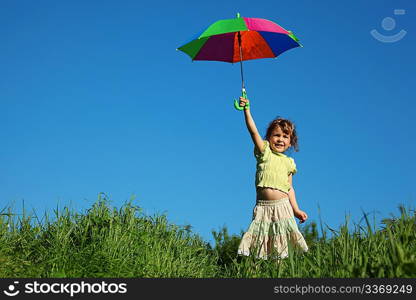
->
[237,198,308,259]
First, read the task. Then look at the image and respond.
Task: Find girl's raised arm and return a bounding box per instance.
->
[239,97,265,153]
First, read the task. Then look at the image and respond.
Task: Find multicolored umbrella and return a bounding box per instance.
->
[177,13,302,110]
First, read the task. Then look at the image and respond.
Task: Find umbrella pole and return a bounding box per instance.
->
[238,31,246,95]
[234,31,248,111]
[238,32,245,90]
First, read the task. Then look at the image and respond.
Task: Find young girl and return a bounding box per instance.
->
[237,97,308,260]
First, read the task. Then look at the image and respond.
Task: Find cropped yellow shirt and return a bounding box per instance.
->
[254,140,297,193]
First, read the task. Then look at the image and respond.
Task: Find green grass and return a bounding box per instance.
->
[1,194,415,278]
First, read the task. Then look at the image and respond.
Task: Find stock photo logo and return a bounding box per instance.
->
[3,281,20,297]
[2,281,128,297]
[370,9,407,43]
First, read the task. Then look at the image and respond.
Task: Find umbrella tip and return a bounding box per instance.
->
[236,12,240,18]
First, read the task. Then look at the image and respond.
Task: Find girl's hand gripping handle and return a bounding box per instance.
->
[234,88,250,111]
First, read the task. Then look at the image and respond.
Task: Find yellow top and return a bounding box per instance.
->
[254,140,297,193]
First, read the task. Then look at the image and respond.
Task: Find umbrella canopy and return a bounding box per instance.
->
[177,14,301,63]
[177,14,302,110]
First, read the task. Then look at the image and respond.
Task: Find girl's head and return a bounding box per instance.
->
[264,117,299,153]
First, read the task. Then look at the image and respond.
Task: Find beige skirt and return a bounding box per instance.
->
[237,198,308,260]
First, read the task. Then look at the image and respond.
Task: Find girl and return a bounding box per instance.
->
[237,97,308,260]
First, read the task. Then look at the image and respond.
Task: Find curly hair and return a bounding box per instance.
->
[264,117,299,152]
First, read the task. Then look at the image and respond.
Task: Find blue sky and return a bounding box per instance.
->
[1,0,415,245]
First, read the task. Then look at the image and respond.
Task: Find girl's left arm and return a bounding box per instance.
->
[288,174,308,223]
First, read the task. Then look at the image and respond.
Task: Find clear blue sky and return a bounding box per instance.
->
[1,0,415,245]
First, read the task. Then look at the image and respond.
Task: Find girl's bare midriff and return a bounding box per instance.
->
[256,187,289,201]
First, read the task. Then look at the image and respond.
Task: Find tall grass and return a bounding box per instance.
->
[0,194,217,277]
[212,205,416,278]
[1,195,415,278]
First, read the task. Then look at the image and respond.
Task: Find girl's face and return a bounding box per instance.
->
[269,126,291,153]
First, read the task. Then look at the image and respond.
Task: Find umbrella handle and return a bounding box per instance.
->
[234,88,249,111]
